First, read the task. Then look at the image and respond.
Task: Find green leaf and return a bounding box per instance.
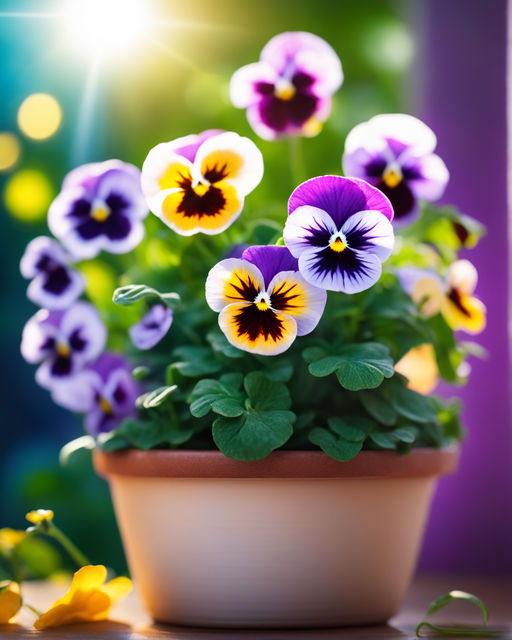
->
[170,346,222,377]
[244,371,292,411]
[393,425,419,443]
[113,284,180,308]
[307,343,394,391]
[97,433,131,452]
[369,430,398,449]
[309,427,363,461]
[138,385,178,409]
[121,418,193,449]
[59,435,95,465]
[360,391,398,426]
[258,358,294,382]
[207,331,245,359]
[383,378,437,423]
[327,417,368,442]
[213,410,294,461]
[132,366,151,380]
[189,377,244,419]
[415,590,504,638]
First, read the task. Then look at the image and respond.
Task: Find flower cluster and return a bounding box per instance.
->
[19,30,486,464]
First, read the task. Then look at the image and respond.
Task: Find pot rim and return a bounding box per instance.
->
[94,446,459,479]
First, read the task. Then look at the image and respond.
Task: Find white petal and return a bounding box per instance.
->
[230,61,277,108]
[283,205,337,258]
[141,143,195,199]
[446,259,478,295]
[205,258,265,312]
[341,210,394,262]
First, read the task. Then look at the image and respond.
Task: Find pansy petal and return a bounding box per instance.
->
[348,178,394,222]
[267,270,326,335]
[242,245,298,288]
[170,130,224,163]
[48,186,91,238]
[283,205,337,258]
[195,132,264,196]
[246,103,282,141]
[102,368,138,416]
[441,294,486,334]
[370,114,437,157]
[95,167,148,221]
[20,236,70,278]
[205,258,265,312]
[50,370,101,412]
[298,246,382,293]
[341,210,394,262]
[404,153,449,201]
[129,304,173,350]
[102,577,133,602]
[141,144,195,200]
[411,276,444,316]
[446,259,478,295]
[21,310,59,364]
[396,266,443,296]
[60,302,107,363]
[230,61,277,108]
[260,32,342,96]
[219,302,297,356]
[27,268,85,310]
[288,176,368,228]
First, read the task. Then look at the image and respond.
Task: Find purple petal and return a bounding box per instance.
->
[404,153,449,201]
[171,130,225,163]
[230,62,277,109]
[298,246,382,293]
[21,310,60,364]
[129,304,173,350]
[242,245,298,288]
[348,178,394,222]
[50,370,100,412]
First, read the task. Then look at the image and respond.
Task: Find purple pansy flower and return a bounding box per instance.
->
[230,32,343,140]
[21,302,107,389]
[342,114,449,226]
[20,236,85,309]
[52,353,139,436]
[206,245,327,355]
[129,304,173,350]
[48,160,148,259]
[283,176,395,293]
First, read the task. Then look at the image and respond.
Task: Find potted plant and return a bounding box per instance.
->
[20,31,485,628]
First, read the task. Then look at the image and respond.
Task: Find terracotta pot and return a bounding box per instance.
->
[94,447,458,628]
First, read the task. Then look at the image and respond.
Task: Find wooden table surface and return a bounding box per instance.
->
[2,574,511,639]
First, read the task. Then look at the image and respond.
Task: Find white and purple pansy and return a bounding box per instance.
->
[52,353,139,437]
[20,236,85,309]
[206,245,327,355]
[20,302,107,389]
[342,114,449,226]
[230,31,343,140]
[48,160,148,260]
[141,130,263,236]
[129,303,173,351]
[283,176,395,293]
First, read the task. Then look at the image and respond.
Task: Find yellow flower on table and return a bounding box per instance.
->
[34,565,132,630]
[0,582,22,623]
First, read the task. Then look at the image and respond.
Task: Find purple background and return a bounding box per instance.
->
[416,0,512,575]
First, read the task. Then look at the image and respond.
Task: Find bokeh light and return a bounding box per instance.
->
[80,260,118,306]
[0,132,21,172]
[17,94,63,141]
[4,169,54,222]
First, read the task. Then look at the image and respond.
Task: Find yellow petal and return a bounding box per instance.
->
[219,302,297,356]
[411,276,443,317]
[0,583,21,624]
[200,149,243,184]
[441,294,486,334]
[158,162,192,191]
[395,344,439,395]
[25,509,54,524]
[0,528,26,550]
[102,577,133,603]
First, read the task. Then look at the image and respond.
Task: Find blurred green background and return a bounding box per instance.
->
[1,0,413,574]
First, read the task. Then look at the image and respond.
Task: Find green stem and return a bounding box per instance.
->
[288,137,305,187]
[47,524,90,568]
[24,602,42,618]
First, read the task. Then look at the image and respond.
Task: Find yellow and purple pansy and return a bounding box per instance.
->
[397,259,486,333]
[48,160,148,259]
[141,130,263,236]
[342,114,449,226]
[283,175,395,293]
[206,245,326,355]
[230,31,343,140]
[20,302,107,390]
[20,236,85,310]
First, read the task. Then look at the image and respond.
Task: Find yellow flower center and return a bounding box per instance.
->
[302,117,323,137]
[382,165,403,188]
[99,397,113,414]
[56,342,70,357]
[91,206,110,222]
[329,237,347,253]
[274,79,296,101]
[254,292,271,311]
[193,182,210,197]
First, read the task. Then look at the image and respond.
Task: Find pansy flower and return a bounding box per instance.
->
[283,176,394,293]
[52,354,139,436]
[342,114,449,225]
[141,130,263,236]
[20,236,85,309]
[230,32,343,140]
[397,260,486,333]
[395,344,439,395]
[48,160,148,259]
[21,302,106,389]
[129,304,173,350]
[206,245,326,355]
